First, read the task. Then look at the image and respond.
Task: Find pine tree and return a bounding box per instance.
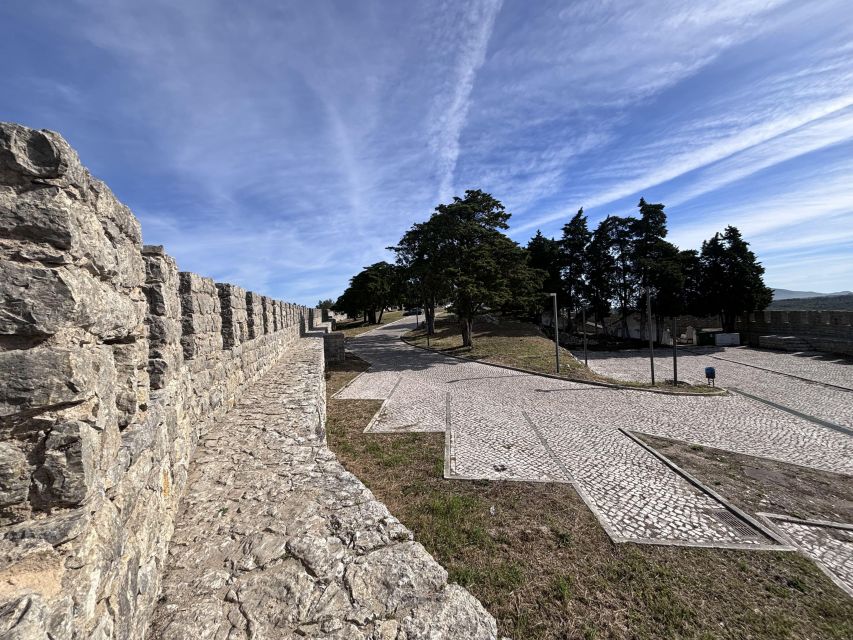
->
[559,207,591,327]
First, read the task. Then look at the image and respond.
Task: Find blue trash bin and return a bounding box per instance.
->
[705,367,716,386]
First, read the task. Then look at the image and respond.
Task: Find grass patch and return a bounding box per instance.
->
[334,309,405,338]
[326,354,853,639]
[404,315,718,394]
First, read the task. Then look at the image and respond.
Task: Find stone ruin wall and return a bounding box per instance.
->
[0,123,324,638]
[737,310,853,355]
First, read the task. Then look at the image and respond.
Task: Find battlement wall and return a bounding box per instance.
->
[0,122,323,638]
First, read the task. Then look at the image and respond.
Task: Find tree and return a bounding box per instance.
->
[390,218,450,335]
[317,298,334,310]
[559,207,591,328]
[584,217,616,334]
[699,226,772,331]
[606,215,638,338]
[631,199,682,340]
[676,249,703,316]
[333,261,396,324]
[430,190,541,347]
[526,230,562,315]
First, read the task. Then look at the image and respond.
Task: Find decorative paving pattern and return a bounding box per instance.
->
[760,514,853,597]
[709,347,853,389]
[341,319,853,552]
[585,348,853,429]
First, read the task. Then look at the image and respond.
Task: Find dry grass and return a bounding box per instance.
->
[326,355,853,640]
[404,315,718,394]
[638,434,853,523]
[334,309,405,338]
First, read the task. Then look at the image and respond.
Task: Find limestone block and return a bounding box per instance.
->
[112,339,149,429]
[143,247,182,389]
[179,272,222,359]
[0,539,65,605]
[0,344,115,418]
[0,124,144,290]
[30,420,99,508]
[216,283,249,349]
[0,262,143,340]
[245,292,264,339]
[262,296,274,334]
[273,299,282,332]
[0,442,30,510]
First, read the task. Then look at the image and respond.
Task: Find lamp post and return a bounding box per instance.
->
[671,316,678,386]
[582,306,588,366]
[550,292,560,374]
[646,288,655,385]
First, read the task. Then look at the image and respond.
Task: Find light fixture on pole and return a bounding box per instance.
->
[671,316,678,386]
[646,288,655,385]
[550,292,560,374]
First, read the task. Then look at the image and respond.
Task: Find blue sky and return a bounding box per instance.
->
[2,0,851,303]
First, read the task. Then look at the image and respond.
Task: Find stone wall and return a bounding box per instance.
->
[737,310,853,355]
[0,123,323,638]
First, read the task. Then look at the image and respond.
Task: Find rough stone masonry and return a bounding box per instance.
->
[0,123,497,639]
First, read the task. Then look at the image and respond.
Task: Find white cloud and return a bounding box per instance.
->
[427,0,503,202]
[8,0,853,297]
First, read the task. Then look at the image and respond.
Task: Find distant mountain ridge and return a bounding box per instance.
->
[768,293,853,311]
[771,288,853,300]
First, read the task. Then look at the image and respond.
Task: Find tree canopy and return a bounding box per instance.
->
[336,189,772,346]
[392,190,541,346]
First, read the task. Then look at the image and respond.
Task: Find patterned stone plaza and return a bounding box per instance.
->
[337,317,853,594]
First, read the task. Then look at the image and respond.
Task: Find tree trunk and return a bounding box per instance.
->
[425,303,435,335]
[378,307,385,323]
[368,308,377,325]
[460,317,473,348]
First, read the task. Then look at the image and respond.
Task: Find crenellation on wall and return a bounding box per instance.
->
[0,122,341,639]
[142,245,183,390]
[216,282,249,349]
[245,291,264,339]
[261,295,273,335]
[178,272,222,359]
[737,309,853,355]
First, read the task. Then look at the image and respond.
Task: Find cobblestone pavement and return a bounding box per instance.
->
[585,347,853,429]
[762,515,853,597]
[150,336,498,639]
[340,318,853,580]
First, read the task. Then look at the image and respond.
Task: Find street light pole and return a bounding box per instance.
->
[551,292,560,374]
[671,316,678,386]
[582,306,588,366]
[646,288,655,385]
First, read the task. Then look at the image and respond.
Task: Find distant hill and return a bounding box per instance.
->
[772,288,853,300]
[768,294,853,311]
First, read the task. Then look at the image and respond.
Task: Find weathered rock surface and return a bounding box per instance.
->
[1,120,497,640]
[150,338,498,640]
[0,122,319,638]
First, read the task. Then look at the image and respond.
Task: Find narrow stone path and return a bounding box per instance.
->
[339,318,853,582]
[150,336,498,639]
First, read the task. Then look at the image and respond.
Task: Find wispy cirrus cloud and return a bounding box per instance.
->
[1,0,851,297]
[427,0,503,202]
